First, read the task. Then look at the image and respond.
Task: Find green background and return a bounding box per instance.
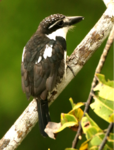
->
[0,0,113,150]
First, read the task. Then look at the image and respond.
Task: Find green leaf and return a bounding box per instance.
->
[69,98,84,122]
[61,113,78,125]
[90,74,114,123]
[88,146,98,150]
[80,131,114,150]
[54,113,78,133]
[69,97,76,108]
[49,99,84,135]
[69,98,84,110]
[81,114,114,150]
[55,122,77,133]
[90,96,113,123]
[94,74,114,101]
[96,73,114,88]
[81,114,102,139]
[81,114,102,140]
[69,107,83,122]
[82,114,102,130]
[88,132,114,150]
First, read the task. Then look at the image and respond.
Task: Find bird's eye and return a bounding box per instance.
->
[58,21,64,27]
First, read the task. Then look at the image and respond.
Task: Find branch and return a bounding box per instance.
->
[0,6,114,150]
[103,0,114,7]
[99,123,114,150]
[98,26,114,150]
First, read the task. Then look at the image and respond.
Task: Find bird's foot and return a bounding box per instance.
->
[67,64,75,77]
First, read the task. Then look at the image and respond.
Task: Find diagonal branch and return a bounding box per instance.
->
[103,0,114,7]
[99,123,114,150]
[0,5,114,150]
[98,17,114,150]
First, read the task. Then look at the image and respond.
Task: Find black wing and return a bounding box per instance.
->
[21,36,66,100]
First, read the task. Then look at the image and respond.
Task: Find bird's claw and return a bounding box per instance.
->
[67,65,75,77]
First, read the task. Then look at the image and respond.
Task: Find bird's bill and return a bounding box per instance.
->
[63,16,84,26]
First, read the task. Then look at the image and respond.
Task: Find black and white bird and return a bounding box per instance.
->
[21,14,83,137]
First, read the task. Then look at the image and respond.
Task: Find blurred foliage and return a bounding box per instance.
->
[91,74,114,123]
[81,114,113,150]
[45,99,84,139]
[0,0,113,150]
[46,76,114,149]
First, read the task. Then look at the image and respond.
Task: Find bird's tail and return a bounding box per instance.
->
[36,98,51,137]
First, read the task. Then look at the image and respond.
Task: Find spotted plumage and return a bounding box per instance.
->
[21,14,84,137]
[40,14,65,29]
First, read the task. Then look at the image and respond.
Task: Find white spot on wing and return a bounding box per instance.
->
[22,47,26,62]
[43,45,53,59]
[35,56,42,64]
[64,51,67,77]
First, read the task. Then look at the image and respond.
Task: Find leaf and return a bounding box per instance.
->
[61,113,78,125]
[55,113,78,133]
[69,97,76,108]
[81,114,102,139]
[61,98,84,131]
[45,114,78,139]
[69,98,84,109]
[88,132,114,150]
[90,96,113,123]
[45,116,77,138]
[81,129,114,150]
[69,98,84,122]
[94,74,114,101]
[79,140,89,150]
[45,99,84,138]
[109,113,114,123]
[90,74,114,123]
[88,146,98,150]
[56,122,77,133]
[45,122,61,139]
[96,73,114,88]
[81,114,114,149]
[81,114,102,133]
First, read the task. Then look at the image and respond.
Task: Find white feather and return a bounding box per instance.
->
[22,47,26,62]
[64,51,67,77]
[35,56,42,64]
[46,27,69,40]
[43,45,53,59]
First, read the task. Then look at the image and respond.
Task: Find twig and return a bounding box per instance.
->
[0,5,114,150]
[72,22,114,148]
[99,26,114,150]
[72,94,93,148]
[99,123,114,150]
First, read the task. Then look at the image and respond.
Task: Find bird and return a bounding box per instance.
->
[21,14,84,137]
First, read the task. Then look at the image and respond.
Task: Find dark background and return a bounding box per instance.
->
[0,0,113,150]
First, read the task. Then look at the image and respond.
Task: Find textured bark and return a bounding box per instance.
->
[0,100,37,150]
[0,3,114,150]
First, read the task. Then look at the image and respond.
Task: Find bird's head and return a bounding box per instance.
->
[38,14,84,40]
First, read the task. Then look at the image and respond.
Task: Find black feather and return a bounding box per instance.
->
[36,98,51,137]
